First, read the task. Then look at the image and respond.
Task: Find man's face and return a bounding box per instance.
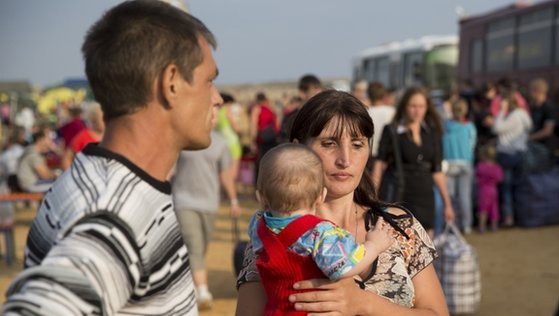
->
[173,37,222,150]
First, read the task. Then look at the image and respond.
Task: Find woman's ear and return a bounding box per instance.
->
[314,187,327,207]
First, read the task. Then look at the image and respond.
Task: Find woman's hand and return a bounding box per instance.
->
[444,204,455,223]
[289,278,364,316]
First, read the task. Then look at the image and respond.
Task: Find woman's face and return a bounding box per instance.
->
[306,119,370,200]
[405,93,428,124]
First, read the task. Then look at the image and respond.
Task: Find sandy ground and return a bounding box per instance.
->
[1,199,558,316]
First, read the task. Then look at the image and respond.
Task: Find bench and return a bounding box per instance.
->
[0,192,44,266]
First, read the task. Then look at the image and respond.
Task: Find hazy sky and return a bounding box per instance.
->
[0,0,518,88]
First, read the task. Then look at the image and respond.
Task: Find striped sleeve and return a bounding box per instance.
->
[2,213,140,315]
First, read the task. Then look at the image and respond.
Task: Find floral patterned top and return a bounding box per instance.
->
[236,209,437,308]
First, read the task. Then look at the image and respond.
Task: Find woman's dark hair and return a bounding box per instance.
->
[393,87,443,135]
[290,90,409,238]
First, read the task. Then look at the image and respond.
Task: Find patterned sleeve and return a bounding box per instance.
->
[307,222,365,280]
[407,218,438,278]
[2,215,135,315]
[236,212,263,288]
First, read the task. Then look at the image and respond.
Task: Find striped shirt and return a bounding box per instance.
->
[3,144,197,316]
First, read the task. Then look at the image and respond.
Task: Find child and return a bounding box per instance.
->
[442,99,477,234]
[248,143,392,315]
[475,144,504,232]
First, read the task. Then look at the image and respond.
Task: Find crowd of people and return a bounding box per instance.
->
[0,0,557,315]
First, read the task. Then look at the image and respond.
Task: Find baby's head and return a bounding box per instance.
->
[256,143,325,214]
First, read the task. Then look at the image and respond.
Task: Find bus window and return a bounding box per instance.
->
[425,45,458,91]
[518,9,553,69]
[375,57,390,87]
[486,17,515,73]
[471,39,483,74]
[364,58,375,82]
[403,51,424,87]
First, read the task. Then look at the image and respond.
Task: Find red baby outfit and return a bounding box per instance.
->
[256,214,327,316]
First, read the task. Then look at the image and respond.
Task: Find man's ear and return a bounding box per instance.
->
[159,63,181,108]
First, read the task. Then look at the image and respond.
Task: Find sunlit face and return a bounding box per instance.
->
[174,37,222,150]
[405,93,428,124]
[307,119,370,200]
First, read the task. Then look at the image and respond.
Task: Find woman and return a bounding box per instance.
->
[236,90,449,315]
[374,87,454,235]
[493,90,532,226]
[216,92,242,180]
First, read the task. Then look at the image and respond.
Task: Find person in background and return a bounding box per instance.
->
[351,80,371,107]
[16,126,59,193]
[172,129,241,310]
[278,74,323,144]
[374,87,454,236]
[490,78,529,117]
[366,81,395,159]
[60,102,105,170]
[383,86,397,107]
[472,81,497,151]
[3,1,221,314]
[250,92,278,182]
[442,100,477,234]
[528,78,556,152]
[493,90,532,227]
[278,96,303,144]
[0,126,27,192]
[475,144,503,233]
[216,92,242,180]
[58,106,87,148]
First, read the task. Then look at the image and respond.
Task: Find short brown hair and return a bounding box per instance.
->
[451,99,468,120]
[367,81,386,102]
[82,0,216,121]
[257,143,324,213]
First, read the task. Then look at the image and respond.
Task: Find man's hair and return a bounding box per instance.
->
[367,81,386,102]
[82,0,216,121]
[530,78,549,94]
[257,143,324,213]
[298,74,322,93]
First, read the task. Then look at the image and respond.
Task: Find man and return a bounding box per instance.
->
[528,78,556,152]
[366,82,395,158]
[351,80,371,107]
[16,126,58,193]
[60,102,105,170]
[278,74,322,142]
[3,1,222,315]
[172,129,241,310]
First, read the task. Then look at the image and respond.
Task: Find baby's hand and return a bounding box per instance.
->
[365,218,393,254]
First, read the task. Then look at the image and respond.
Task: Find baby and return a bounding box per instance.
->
[248,143,392,315]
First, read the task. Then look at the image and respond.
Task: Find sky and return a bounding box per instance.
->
[0,0,520,88]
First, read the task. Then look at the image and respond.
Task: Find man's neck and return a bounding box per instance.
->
[100,110,178,182]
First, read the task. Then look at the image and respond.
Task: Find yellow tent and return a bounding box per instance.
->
[37,87,87,114]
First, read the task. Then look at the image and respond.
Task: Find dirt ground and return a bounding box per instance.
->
[1,199,558,316]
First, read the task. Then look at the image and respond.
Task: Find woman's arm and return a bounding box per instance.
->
[432,172,454,222]
[290,264,448,316]
[236,282,267,316]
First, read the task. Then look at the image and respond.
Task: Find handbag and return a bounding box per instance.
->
[433,223,481,314]
[379,125,405,202]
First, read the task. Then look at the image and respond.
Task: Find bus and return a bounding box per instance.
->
[352,35,459,92]
[458,0,559,100]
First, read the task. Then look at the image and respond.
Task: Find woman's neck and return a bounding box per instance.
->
[319,193,358,231]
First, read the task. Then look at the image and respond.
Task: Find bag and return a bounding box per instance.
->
[232,217,248,277]
[515,166,559,227]
[434,223,481,314]
[379,125,405,202]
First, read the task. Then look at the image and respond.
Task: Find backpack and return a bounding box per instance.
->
[434,223,481,314]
